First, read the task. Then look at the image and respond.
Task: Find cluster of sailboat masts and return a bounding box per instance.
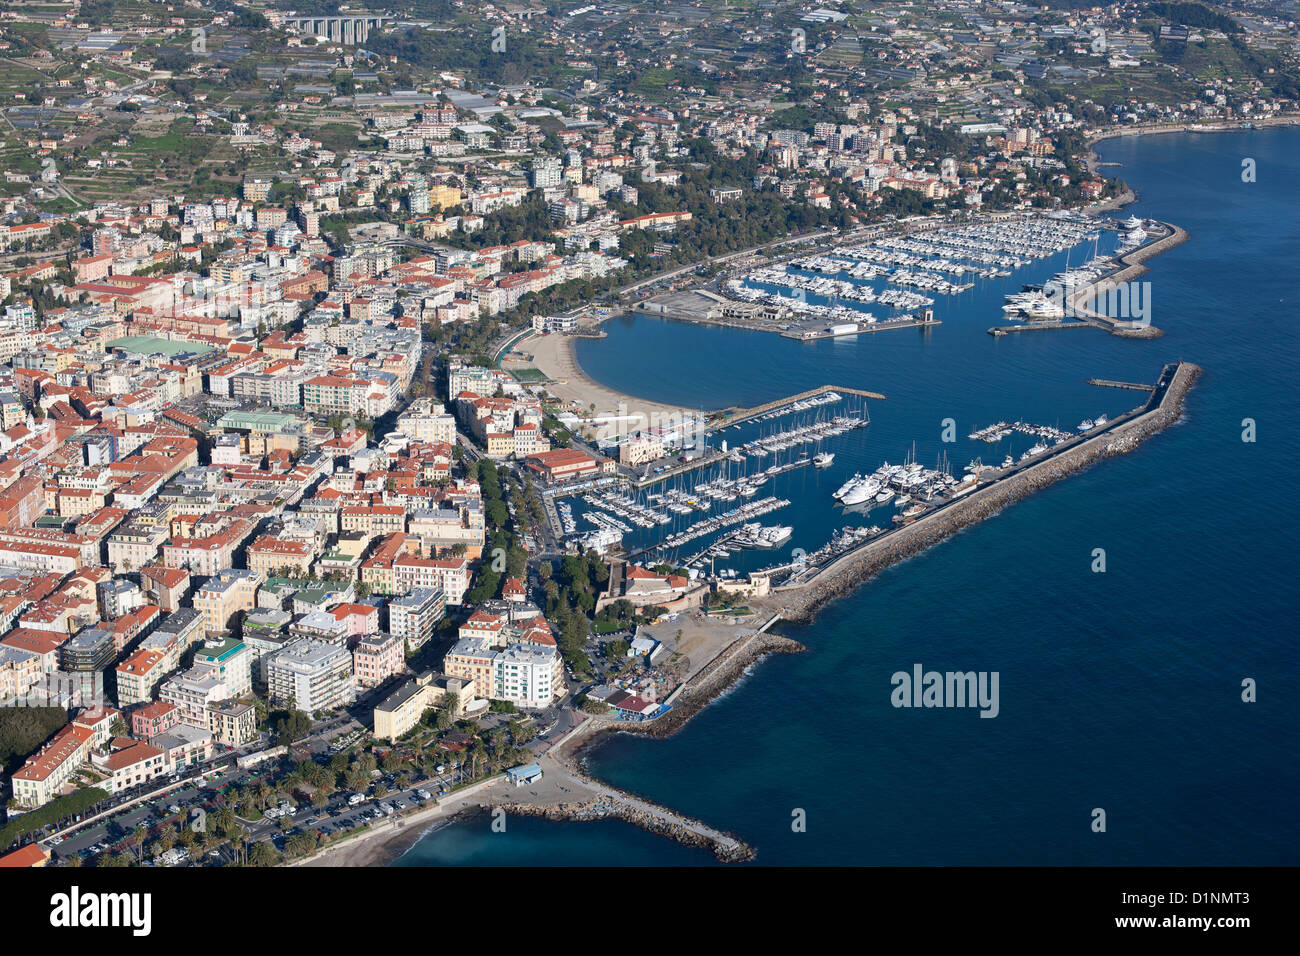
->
[659,496,792,550]
[582,491,673,528]
[920,212,1103,262]
[732,416,867,459]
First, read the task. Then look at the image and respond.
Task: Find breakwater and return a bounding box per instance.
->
[772,362,1202,624]
[637,630,804,737]
[498,799,755,863]
[987,222,1189,339]
[525,629,804,862]
[1069,222,1190,338]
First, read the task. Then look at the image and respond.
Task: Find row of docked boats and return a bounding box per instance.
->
[660,496,792,549]
[888,269,973,295]
[582,490,672,528]
[729,522,795,550]
[1002,289,1066,320]
[832,458,959,507]
[789,254,889,280]
[557,500,578,535]
[723,281,881,324]
[754,390,843,423]
[968,421,1076,444]
[758,524,885,583]
[739,416,867,459]
[740,268,884,304]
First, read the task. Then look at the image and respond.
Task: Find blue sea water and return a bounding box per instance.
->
[398,128,1300,866]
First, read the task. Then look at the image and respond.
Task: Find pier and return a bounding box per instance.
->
[1088,378,1155,391]
[987,321,1094,335]
[779,315,941,340]
[713,383,886,428]
[617,384,882,491]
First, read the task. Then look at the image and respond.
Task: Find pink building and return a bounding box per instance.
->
[352,632,404,688]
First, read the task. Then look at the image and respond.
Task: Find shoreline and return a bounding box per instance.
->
[304,126,1228,868]
[1085,115,1300,176]
[518,327,696,423]
[571,630,805,754]
[514,124,1257,419]
[287,629,803,867]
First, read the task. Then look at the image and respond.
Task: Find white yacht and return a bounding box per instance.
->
[1021,295,1066,320]
[813,452,835,468]
[833,473,862,500]
[841,477,881,506]
[756,526,793,548]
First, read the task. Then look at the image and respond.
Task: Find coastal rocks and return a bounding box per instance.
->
[496,800,756,863]
[508,632,802,864]
[623,632,805,739]
[776,364,1202,625]
[1112,326,1164,339]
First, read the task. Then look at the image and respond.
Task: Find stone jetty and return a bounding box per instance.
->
[499,799,756,863]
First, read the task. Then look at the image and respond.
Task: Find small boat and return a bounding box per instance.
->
[813,452,835,468]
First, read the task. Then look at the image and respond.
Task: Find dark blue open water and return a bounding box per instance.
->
[397,128,1300,866]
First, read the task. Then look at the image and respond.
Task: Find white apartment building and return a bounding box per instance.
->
[267,639,356,714]
[388,588,445,651]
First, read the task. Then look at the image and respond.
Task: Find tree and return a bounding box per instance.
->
[249,841,280,867]
[270,709,312,744]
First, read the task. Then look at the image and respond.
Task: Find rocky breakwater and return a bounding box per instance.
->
[1069,222,1190,339]
[633,629,804,738]
[777,363,1203,624]
[497,799,756,863]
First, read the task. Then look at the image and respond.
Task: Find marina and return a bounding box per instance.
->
[548,315,1196,594]
[544,347,1183,583]
[634,211,1131,343]
[758,362,1194,595]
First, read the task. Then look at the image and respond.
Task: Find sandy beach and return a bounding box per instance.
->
[514,330,693,426]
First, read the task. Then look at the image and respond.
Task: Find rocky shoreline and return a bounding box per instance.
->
[620,631,805,738]
[773,363,1203,626]
[527,631,807,863]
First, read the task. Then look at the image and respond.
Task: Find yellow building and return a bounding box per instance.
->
[192,569,265,635]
